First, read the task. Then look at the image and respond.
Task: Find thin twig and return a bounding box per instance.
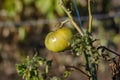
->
[59,0,83,36]
[59,19,69,28]
[97,46,120,56]
[65,65,90,77]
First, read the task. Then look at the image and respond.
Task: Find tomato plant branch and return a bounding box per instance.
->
[59,19,69,28]
[59,0,83,36]
[97,46,120,56]
[87,1,97,80]
[60,0,97,80]
[88,0,93,33]
[65,65,91,77]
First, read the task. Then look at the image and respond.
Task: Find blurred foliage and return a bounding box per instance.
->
[3,0,22,18]
[35,0,64,19]
[0,0,64,20]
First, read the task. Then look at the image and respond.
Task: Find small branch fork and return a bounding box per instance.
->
[98,47,120,79]
[59,19,69,28]
[59,0,83,36]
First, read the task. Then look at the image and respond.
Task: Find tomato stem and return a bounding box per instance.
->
[88,0,93,33]
[59,19,69,28]
[59,0,84,36]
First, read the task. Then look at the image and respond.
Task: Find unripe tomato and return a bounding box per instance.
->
[45,27,73,52]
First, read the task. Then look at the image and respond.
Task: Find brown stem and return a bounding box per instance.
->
[97,46,120,56]
[65,65,91,77]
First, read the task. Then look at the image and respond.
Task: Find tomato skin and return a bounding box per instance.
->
[45,27,73,52]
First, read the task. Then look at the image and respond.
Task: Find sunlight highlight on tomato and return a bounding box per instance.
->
[45,27,73,52]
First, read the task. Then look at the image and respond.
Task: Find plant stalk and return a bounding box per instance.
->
[59,0,83,36]
[88,0,93,33]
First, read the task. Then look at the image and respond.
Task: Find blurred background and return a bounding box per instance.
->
[0,0,120,80]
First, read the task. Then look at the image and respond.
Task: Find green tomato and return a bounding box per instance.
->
[45,27,73,52]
